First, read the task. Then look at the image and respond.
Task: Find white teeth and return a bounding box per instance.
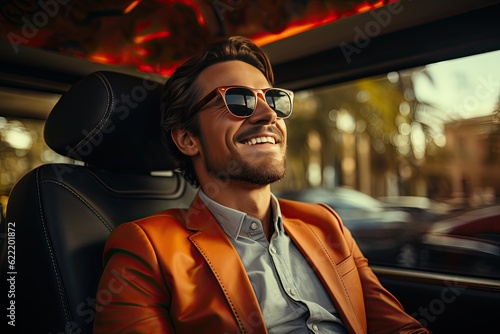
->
[244,136,276,145]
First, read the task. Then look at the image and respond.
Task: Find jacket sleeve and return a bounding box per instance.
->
[93,222,174,334]
[337,209,432,334]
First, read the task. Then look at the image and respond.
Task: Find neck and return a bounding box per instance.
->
[201,181,274,237]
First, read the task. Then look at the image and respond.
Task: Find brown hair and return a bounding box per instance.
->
[160,36,274,187]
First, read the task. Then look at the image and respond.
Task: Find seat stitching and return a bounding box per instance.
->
[41,179,113,231]
[36,169,72,324]
[67,72,114,157]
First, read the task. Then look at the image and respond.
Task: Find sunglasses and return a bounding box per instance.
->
[190,86,294,119]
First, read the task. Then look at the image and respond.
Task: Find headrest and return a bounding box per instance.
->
[44,71,173,173]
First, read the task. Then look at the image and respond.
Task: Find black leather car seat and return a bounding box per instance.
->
[1,71,196,333]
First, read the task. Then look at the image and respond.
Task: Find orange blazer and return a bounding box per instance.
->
[94,194,430,334]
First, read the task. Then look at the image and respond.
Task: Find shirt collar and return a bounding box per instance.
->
[198,190,283,240]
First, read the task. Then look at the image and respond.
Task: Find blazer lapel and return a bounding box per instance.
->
[283,217,365,334]
[185,195,268,334]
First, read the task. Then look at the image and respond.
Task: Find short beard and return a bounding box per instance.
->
[228,158,287,185]
[207,155,286,186]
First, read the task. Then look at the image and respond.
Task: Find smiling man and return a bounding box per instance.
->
[94,36,431,334]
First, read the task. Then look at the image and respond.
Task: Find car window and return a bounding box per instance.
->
[274,49,500,279]
[0,116,71,217]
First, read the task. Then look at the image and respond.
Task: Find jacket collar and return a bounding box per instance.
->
[185,194,269,333]
[280,200,365,334]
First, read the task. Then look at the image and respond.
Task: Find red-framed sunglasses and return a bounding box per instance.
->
[190,86,294,119]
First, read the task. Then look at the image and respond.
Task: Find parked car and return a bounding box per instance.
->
[418,205,500,279]
[378,196,452,225]
[277,187,420,266]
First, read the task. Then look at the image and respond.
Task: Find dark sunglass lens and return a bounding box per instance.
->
[265,89,291,118]
[225,88,256,117]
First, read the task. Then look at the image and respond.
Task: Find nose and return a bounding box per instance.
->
[248,93,278,124]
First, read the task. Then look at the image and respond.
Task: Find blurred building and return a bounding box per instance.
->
[431,115,500,206]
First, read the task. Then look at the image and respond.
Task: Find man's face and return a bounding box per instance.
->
[193,60,288,186]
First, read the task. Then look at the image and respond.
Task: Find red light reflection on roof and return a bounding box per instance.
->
[89,54,120,64]
[124,0,142,14]
[134,47,150,57]
[253,11,339,46]
[250,0,388,47]
[354,0,385,13]
[138,63,178,77]
[134,30,171,44]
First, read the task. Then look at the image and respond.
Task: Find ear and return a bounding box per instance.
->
[171,127,199,156]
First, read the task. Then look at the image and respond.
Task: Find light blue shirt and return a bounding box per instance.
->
[199,190,347,334]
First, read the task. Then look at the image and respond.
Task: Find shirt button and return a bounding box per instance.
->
[312,324,319,331]
[289,288,297,296]
[270,247,277,254]
[250,222,258,230]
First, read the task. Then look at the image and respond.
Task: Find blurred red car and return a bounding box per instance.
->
[419,205,500,278]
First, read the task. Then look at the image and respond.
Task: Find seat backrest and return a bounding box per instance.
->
[1,71,196,333]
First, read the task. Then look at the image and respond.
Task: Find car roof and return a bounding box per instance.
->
[2,0,498,120]
[2,0,492,77]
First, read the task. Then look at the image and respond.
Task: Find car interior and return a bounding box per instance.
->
[1,0,499,333]
[3,70,198,333]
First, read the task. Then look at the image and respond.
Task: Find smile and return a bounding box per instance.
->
[243,136,276,145]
